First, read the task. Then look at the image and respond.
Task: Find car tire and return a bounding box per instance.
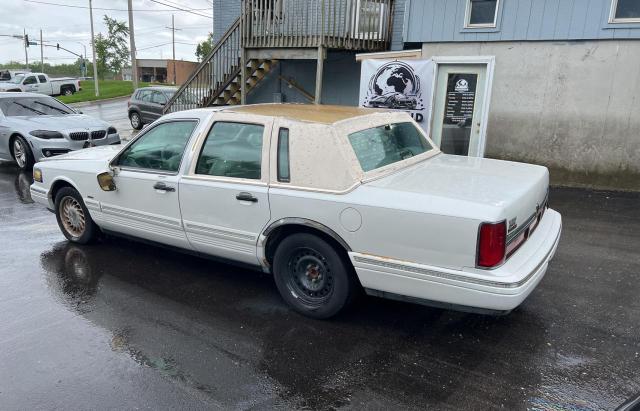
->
[272,233,357,319]
[62,86,74,96]
[54,187,99,244]
[129,111,143,130]
[10,135,35,170]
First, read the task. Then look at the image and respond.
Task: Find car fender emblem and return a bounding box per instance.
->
[508,218,517,233]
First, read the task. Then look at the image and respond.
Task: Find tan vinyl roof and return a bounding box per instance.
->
[228,103,383,124]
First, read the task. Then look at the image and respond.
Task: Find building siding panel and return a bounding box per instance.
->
[513,0,533,39]
[583,0,603,39]
[554,0,575,40]
[405,0,640,42]
[391,0,407,50]
[568,0,587,39]
[500,0,520,40]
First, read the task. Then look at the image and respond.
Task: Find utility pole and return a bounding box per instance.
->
[165,15,181,85]
[40,29,44,72]
[128,0,138,89]
[23,29,29,70]
[172,15,176,85]
[89,0,99,96]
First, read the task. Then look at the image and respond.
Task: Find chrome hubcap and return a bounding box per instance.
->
[13,140,26,167]
[131,114,139,127]
[60,197,86,237]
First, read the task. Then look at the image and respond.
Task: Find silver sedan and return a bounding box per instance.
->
[0,92,120,169]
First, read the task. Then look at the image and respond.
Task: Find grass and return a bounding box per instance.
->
[58,80,152,104]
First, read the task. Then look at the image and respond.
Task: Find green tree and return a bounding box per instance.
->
[94,33,109,79]
[95,15,130,79]
[195,33,213,62]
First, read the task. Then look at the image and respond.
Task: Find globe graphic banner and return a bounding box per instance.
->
[359,59,435,134]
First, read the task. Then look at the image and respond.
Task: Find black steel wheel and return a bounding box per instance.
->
[273,233,357,319]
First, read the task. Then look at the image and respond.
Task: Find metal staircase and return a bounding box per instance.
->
[163,17,277,114]
[164,0,393,113]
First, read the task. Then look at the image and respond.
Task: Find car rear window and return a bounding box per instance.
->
[348,122,433,172]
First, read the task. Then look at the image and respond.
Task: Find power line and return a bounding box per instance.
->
[23,0,212,14]
[135,42,172,51]
[147,0,212,19]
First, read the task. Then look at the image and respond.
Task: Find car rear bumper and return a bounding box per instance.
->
[349,209,562,313]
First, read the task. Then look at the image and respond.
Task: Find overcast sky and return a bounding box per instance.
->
[0,0,213,66]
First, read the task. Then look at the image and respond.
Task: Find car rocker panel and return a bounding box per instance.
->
[30,104,562,319]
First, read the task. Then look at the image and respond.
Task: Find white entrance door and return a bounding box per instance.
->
[430,62,490,157]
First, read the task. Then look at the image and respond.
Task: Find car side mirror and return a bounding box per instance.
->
[97,172,116,191]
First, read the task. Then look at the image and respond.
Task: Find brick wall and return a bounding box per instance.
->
[166,60,199,85]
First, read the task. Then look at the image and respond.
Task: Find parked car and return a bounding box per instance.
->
[0,70,30,83]
[0,92,120,169]
[368,92,418,110]
[127,86,197,130]
[0,72,81,96]
[30,104,562,319]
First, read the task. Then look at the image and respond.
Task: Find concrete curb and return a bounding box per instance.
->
[69,95,130,108]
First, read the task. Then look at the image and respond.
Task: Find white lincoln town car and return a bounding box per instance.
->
[30,104,562,319]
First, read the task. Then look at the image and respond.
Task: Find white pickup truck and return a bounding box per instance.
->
[0,70,30,83]
[0,72,81,96]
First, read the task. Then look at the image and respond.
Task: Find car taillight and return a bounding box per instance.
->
[127,100,131,107]
[477,221,506,268]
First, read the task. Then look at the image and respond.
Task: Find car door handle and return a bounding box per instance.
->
[236,192,258,202]
[153,182,175,192]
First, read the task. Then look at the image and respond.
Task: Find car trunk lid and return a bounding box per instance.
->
[366,153,550,232]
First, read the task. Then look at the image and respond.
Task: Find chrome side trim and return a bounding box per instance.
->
[257,218,352,273]
[353,227,559,290]
[183,220,256,243]
[101,204,183,229]
[261,218,352,251]
[30,185,48,194]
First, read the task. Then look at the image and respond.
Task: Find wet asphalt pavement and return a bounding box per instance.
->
[0,162,639,410]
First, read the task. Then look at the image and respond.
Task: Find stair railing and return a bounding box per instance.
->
[164,17,241,114]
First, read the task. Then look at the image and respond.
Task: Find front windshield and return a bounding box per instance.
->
[0,96,74,116]
[9,74,24,84]
[348,122,433,172]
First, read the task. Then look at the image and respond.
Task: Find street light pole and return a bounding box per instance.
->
[128,0,138,89]
[23,29,29,70]
[89,0,99,96]
[40,29,44,72]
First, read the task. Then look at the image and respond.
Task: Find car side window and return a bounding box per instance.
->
[138,90,152,102]
[23,76,37,85]
[38,75,47,83]
[151,91,167,105]
[277,128,290,182]
[116,120,197,173]
[195,122,264,180]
